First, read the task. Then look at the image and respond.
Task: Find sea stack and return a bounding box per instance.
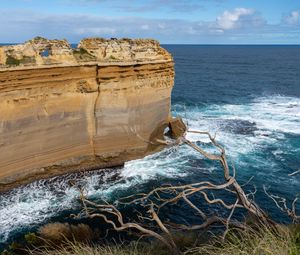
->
[0,37,175,192]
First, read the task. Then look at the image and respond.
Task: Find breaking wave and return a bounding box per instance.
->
[0,95,300,246]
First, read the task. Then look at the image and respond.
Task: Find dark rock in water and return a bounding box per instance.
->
[287,104,298,108]
[168,117,187,139]
[216,119,258,135]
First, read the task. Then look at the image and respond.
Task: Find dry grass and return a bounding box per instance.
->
[29,242,149,255]
[27,224,300,255]
[24,221,300,255]
[188,224,300,255]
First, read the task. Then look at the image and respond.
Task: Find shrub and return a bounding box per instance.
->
[38,222,93,245]
[6,56,20,66]
[20,56,36,65]
[109,55,117,60]
[73,48,96,61]
[25,232,39,245]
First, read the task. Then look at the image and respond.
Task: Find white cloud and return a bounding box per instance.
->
[158,23,166,29]
[209,29,224,35]
[0,8,299,44]
[217,8,255,30]
[284,10,300,25]
[75,27,116,35]
[141,24,150,30]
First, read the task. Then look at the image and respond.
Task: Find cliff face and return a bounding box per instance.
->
[0,37,174,192]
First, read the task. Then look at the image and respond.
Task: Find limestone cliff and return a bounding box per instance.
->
[0,37,174,192]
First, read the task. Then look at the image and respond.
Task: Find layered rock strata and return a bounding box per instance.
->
[0,37,174,192]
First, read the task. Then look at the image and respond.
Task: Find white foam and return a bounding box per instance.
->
[0,179,79,242]
[174,95,300,160]
[123,150,184,179]
[0,147,192,244]
[1,95,299,245]
[222,95,300,134]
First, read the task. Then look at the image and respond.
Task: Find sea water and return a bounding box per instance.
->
[0,45,300,249]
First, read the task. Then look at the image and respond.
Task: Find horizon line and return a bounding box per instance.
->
[1,42,300,46]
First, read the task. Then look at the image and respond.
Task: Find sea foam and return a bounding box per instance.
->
[0,95,299,246]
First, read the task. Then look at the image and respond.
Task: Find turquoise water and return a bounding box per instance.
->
[0,45,300,249]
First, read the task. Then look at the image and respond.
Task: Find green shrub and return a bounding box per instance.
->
[109,55,117,60]
[5,56,20,66]
[25,232,39,245]
[20,56,36,65]
[73,48,96,61]
[79,48,89,55]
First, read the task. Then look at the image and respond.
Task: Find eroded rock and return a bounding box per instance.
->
[0,36,172,68]
[168,117,187,139]
[0,37,174,192]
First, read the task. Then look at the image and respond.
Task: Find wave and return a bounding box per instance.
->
[0,147,192,244]
[0,95,299,245]
[184,95,300,134]
[174,95,300,157]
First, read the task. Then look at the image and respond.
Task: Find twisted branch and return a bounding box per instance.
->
[77,128,273,253]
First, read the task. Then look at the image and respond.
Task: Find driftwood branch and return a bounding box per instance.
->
[264,186,299,223]
[78,189,180,254]
[77,128,275,253]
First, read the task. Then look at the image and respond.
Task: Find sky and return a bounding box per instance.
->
[0,0,300,44]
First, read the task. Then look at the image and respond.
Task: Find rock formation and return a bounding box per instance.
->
[0,37,174,192]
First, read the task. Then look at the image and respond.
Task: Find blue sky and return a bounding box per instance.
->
[0,0,300,44]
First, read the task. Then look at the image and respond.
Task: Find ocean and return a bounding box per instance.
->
[0,45,300,249]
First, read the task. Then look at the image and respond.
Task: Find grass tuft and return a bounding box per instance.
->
[26,223,300,255]
[188,223,300,255]
[29,241,150,255]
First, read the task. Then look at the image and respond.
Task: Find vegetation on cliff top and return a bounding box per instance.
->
[22,223,300,255]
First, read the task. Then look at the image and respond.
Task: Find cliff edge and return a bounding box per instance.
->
[0,37,175,192]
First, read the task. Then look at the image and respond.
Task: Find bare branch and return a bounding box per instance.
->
[264,186,299,223]
[80,196,181,254]
[76,127,275,254]
[288,169,300,177]
[223,198,239,240]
